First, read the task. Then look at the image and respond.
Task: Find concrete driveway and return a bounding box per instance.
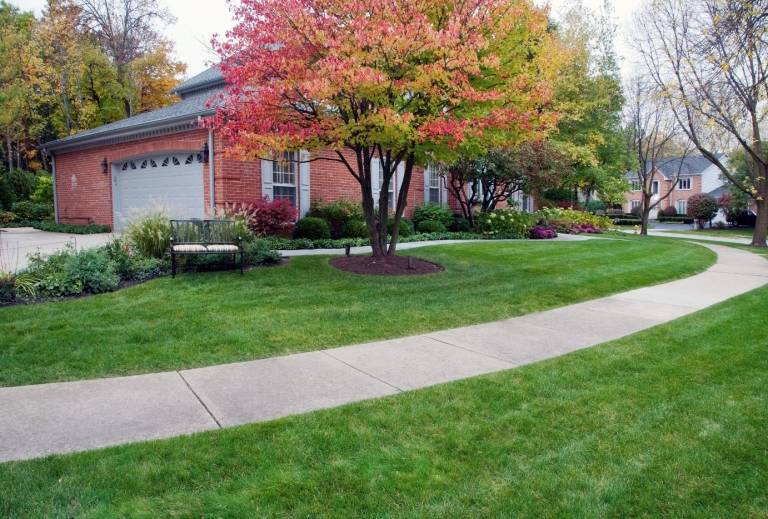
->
[0,227,117,272]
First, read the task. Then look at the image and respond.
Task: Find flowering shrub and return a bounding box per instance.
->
[228,198,297,237]
[659,206,678,217]
[476,209,536,238]
[530,225,557,239]
[570,224,602,234]
[535,207,612,234]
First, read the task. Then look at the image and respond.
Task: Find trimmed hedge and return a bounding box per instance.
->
[3,220,112,234]
[657,216,694,224]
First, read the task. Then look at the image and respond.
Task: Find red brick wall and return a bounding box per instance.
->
[54,129,211,226]
[54,130,430,228]
[624,171,703,214]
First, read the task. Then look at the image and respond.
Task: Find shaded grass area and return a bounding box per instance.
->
[1,282,766,517]
[0,238,715,387]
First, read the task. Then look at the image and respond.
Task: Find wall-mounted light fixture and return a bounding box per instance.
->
[201,142,210,163]
[101,157,109,175]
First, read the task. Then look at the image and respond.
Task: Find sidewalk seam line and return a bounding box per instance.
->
[422,335,517,365]
[176,371,222,429]
[321,350,405,393]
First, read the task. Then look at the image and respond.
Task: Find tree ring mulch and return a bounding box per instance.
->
[330,255,444,276]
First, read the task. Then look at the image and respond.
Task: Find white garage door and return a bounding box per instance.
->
[113,153,205,230]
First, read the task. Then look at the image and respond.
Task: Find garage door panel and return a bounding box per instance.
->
[114,154,205,230]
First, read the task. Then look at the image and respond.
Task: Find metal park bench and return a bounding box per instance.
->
[169,219,244,278]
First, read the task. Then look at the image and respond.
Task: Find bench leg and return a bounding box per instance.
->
[171,252,176,278]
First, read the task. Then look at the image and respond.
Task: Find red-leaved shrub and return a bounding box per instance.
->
[228,198,297,237]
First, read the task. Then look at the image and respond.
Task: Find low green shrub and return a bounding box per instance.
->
[413,204,453,228]
[0,271,15,303]
[416,219,447,233]
[343,219,369,239]
[536,207,613,233]
[584,200,606,213]
[294,217,332,240]
[476,209,536,238]
[126,213,172,259]
[243,240,281,266]
[26,247,119,297]
[0,210,15,225]
[387,217,414,237]
[11,201,53,221]
[613,218,642,226]
[449,215,472,232]
[127,256,167,281]
[657,216,694,224]
[309,199,363,238]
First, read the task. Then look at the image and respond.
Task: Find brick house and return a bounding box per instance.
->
[623,155,728,219]
[45,67,455,231]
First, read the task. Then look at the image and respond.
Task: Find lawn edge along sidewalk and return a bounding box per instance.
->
[1,243,766,463]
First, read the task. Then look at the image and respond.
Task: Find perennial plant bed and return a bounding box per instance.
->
[330,255,444,276]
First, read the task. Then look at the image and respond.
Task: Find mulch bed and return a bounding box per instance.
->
[330,255,444,276]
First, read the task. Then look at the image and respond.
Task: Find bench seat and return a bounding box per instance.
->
[172,244,240,253]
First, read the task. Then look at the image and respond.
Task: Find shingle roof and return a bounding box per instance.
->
[626,154,724,179]
[171,66,225,97]
[45,83,225,151]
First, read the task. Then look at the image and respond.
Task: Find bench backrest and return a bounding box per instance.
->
[170,219,242,245]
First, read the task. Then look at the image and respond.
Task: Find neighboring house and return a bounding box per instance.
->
[624,155,728,220]
[45,67,448,231]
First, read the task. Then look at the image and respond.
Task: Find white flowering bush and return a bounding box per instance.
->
[476,209,536,238]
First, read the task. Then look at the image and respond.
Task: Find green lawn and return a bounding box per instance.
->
[0,238,714,387]
[657,227,755,239]
[2,281,766,517]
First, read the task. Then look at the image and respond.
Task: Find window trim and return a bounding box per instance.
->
[272,151,299,207]
[678,177,692,191]
[631,180,642,192]
[651,180,660,195]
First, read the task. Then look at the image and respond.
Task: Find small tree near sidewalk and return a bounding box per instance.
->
[211,0,564,258]
[445,142,568,227]
[625,76,692,235]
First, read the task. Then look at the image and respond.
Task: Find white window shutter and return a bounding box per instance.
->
[396,162,405,201]
[441,174,449,207]
[261,158,274,200]
[424,165,431,203]
[299,150,311,217]
[371,158,381,208]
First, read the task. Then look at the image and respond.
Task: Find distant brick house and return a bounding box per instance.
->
[623,155,728,220]
[45,67,458,231]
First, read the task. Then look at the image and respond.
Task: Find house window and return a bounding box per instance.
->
[678,177,692,190]
[631,200,641,210]
[273,151,298,206]
[427,166,442,205]
[631,180,642,192]
[651,181,660,195]
[677,199,687,215]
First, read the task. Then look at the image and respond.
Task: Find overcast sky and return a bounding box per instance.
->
[12,0,644,80]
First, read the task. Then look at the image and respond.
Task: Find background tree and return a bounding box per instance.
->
[549,0,631,206]
[635,0,768,247]
[213,0,566,258]
[687,193,719,229]
[74,0,183,116]
[625,76,692,235]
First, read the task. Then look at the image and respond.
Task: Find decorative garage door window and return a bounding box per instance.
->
[119,153,204,171]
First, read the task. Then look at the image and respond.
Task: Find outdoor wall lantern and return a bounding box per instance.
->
[101,157,109,175]
[201,142,210,163]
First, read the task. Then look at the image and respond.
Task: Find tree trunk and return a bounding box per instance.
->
[6,134,13,172]
[752,197,768,247]
[640,208,651,236]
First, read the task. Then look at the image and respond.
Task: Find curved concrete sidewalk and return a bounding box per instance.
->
[1,243,767,463]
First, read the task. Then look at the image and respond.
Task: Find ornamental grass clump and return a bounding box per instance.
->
[126,213,172,259]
